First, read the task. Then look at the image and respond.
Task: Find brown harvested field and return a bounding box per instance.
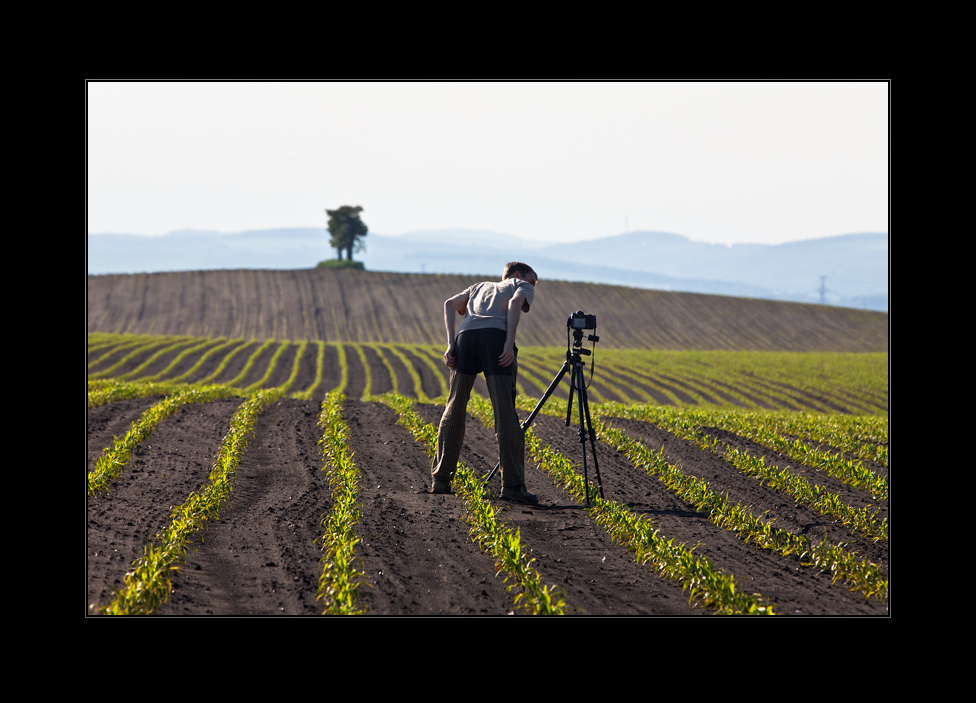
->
[87,269,888,351]
[87,269,889,616]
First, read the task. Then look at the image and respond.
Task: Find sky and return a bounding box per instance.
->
[86,81,889,246]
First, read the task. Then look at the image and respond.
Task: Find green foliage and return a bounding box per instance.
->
[600,403,889,543]
[90,333,888,413]
[317,259,365,271]
[99,388,284,615]
[315,390,368,614]
[596,418,887,602]
[325,204,368,261]
[87,331,888,614]
[87,383,245,495]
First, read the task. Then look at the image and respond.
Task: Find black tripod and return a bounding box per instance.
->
[484,319,604,506]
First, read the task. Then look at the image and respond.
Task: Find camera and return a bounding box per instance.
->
[568,310,597,330]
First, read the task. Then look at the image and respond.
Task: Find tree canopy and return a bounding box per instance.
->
[326,205,368,261]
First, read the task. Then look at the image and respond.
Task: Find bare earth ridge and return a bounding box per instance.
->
[87,392,888,616]
[87,270,888,616]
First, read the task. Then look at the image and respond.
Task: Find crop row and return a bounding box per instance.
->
[88,329,887,614]
[457,394,775,614]
[601,403,888,498]
[512,398,887,603]
[379,391,781,614]
[89,378,887,614]
[90,383,367,615]
[88,333,887,415]
[595,421,887,601]
[315,389,367,614]
[88,380,565,615]
[87,383,246,494]
[595,403,888,543]
[96,388,284,614]
[740,411,889,468]
[380,393,566,614]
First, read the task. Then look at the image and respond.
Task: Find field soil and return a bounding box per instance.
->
[88,393,888,617]
[87,274,888,616]
[87,269,890,352]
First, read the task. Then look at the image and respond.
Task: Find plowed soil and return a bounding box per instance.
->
[87,269,890,352]
[88,302,888,616]
[87,390,889,616]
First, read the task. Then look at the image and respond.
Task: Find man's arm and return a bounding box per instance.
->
[498,290,527,367]
[442,291,468,368]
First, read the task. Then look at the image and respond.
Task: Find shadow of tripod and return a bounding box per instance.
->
[484,312,604,506]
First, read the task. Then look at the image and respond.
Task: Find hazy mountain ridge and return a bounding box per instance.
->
[87,228,888,311]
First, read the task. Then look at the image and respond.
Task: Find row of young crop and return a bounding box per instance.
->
[315,389,367,614]
[595,403,888,544]
[87,379,565,614]
[380,393,567,614]
[88,329,888,613]
[387,387,884,611]
[374,391,813,613]
[88,380,365,614]
[505,394,888,606]
[515,346,888,415]
[88,372,887,613]
[461,394,781,613]
[95,387,284,614]
[88,333,888,415]
[591,415,887,602]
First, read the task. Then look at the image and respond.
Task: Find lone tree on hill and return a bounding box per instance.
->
[326,205,368,261]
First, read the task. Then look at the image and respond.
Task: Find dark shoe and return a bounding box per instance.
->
[431,480,451,494]
[500,485,538,505]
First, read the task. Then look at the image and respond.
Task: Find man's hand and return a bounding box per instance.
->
[498,342,516,368]
[444,344,456,368]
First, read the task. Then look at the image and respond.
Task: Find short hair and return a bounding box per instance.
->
[503,261,536,279]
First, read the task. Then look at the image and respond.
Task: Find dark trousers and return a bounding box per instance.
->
[431,330,525,488]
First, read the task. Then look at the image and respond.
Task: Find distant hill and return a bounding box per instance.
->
[87,227,888,311]
[86,268,889,352]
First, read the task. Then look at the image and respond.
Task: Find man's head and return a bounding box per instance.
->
[503,261,537,286]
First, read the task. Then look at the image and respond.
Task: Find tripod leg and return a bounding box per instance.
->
[571,362,593,506]
[570,360,605,505]
[578,380,604,499]
[522,361,569,430]
[565,377,575,426]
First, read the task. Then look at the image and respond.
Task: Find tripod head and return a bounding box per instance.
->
[567,310,599,358]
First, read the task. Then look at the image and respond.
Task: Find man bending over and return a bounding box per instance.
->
[431,261,539,504]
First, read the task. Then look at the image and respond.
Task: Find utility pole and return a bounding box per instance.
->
[819,276,828,304]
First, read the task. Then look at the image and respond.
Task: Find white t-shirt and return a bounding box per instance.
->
[456,278,534,335]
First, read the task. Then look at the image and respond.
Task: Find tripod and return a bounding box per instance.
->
[484,325,604,506]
